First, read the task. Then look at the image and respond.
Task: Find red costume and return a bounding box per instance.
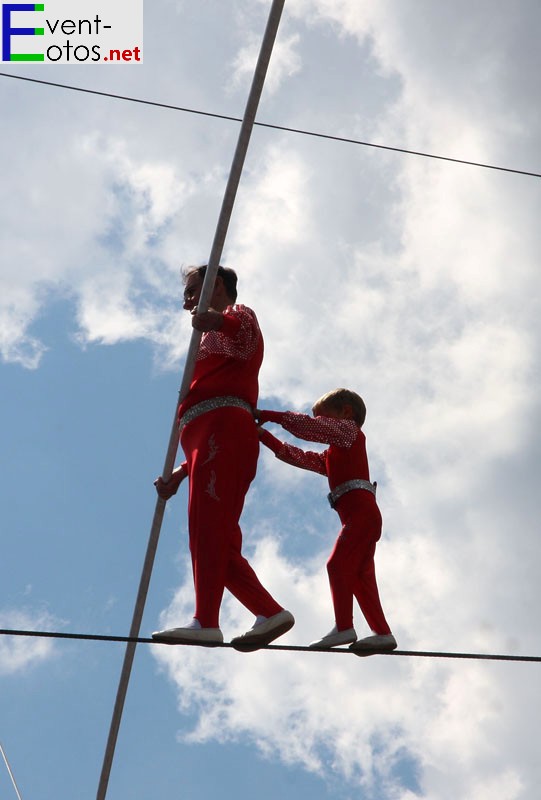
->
[178,305,283,628]
[259,412,391,635]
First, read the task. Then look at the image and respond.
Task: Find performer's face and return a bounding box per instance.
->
[183,273,203,311]
[183,273,227,312]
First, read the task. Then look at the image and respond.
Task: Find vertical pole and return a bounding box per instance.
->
[96,2,286,798]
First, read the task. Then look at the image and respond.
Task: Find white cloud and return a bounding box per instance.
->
[147,2,541,785]
[0,608,56,676]
[3,1,541,795]
[0,128,198,365]
[153,527,540,798]
[0,298,48,369]
[229,31,302,96]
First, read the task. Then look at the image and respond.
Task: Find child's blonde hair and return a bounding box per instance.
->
[312,388,366,426]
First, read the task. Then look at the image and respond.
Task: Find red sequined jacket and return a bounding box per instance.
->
[258,410,372,492]
[178,304,263,418]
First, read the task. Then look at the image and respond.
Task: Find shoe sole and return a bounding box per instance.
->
[230,618,295,652]
[309,637,357,650]
[349,643,397,657]
[151,634,223,648]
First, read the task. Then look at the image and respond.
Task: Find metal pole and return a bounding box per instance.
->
[0,743,24,800]
[96,2,286,798]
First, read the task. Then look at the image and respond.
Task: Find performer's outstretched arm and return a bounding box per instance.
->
[258,427,327,475]
[257,409,358,448]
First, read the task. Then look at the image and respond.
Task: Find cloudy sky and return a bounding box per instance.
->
[1,1,540,798]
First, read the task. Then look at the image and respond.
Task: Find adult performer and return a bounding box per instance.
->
[152,265,294,650]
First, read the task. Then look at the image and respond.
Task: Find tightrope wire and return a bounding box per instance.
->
[1,72,540,179]
[1,629,539,663]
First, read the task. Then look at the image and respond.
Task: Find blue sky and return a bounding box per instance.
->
[1,1,541,799]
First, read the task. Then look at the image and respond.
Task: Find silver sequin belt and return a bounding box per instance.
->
[327,479,377,509]
[178,396,253,431]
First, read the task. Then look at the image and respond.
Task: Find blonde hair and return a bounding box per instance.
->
[312,388,366,426]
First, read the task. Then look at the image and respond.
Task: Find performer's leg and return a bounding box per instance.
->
[186,473,228,628]
[183,409,281,628]
[326,523,368,631]
[348,502,391,635]
[353,559,392,636]
[183,411,237,628]
[327,498,388,632]
[221,413,282,616]
[225,523,283,617]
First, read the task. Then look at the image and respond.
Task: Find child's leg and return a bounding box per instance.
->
[328,497,391,634]
[353,559,392,636]
[326,522,375,630]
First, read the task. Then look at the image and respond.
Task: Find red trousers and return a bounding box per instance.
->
[180,407,283,628]
[328,492,391,634]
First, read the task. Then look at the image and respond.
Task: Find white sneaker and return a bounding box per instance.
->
[152,625,223,647]
[349,633,397,655]
[309,626,357,649]
[231,609,295,652]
